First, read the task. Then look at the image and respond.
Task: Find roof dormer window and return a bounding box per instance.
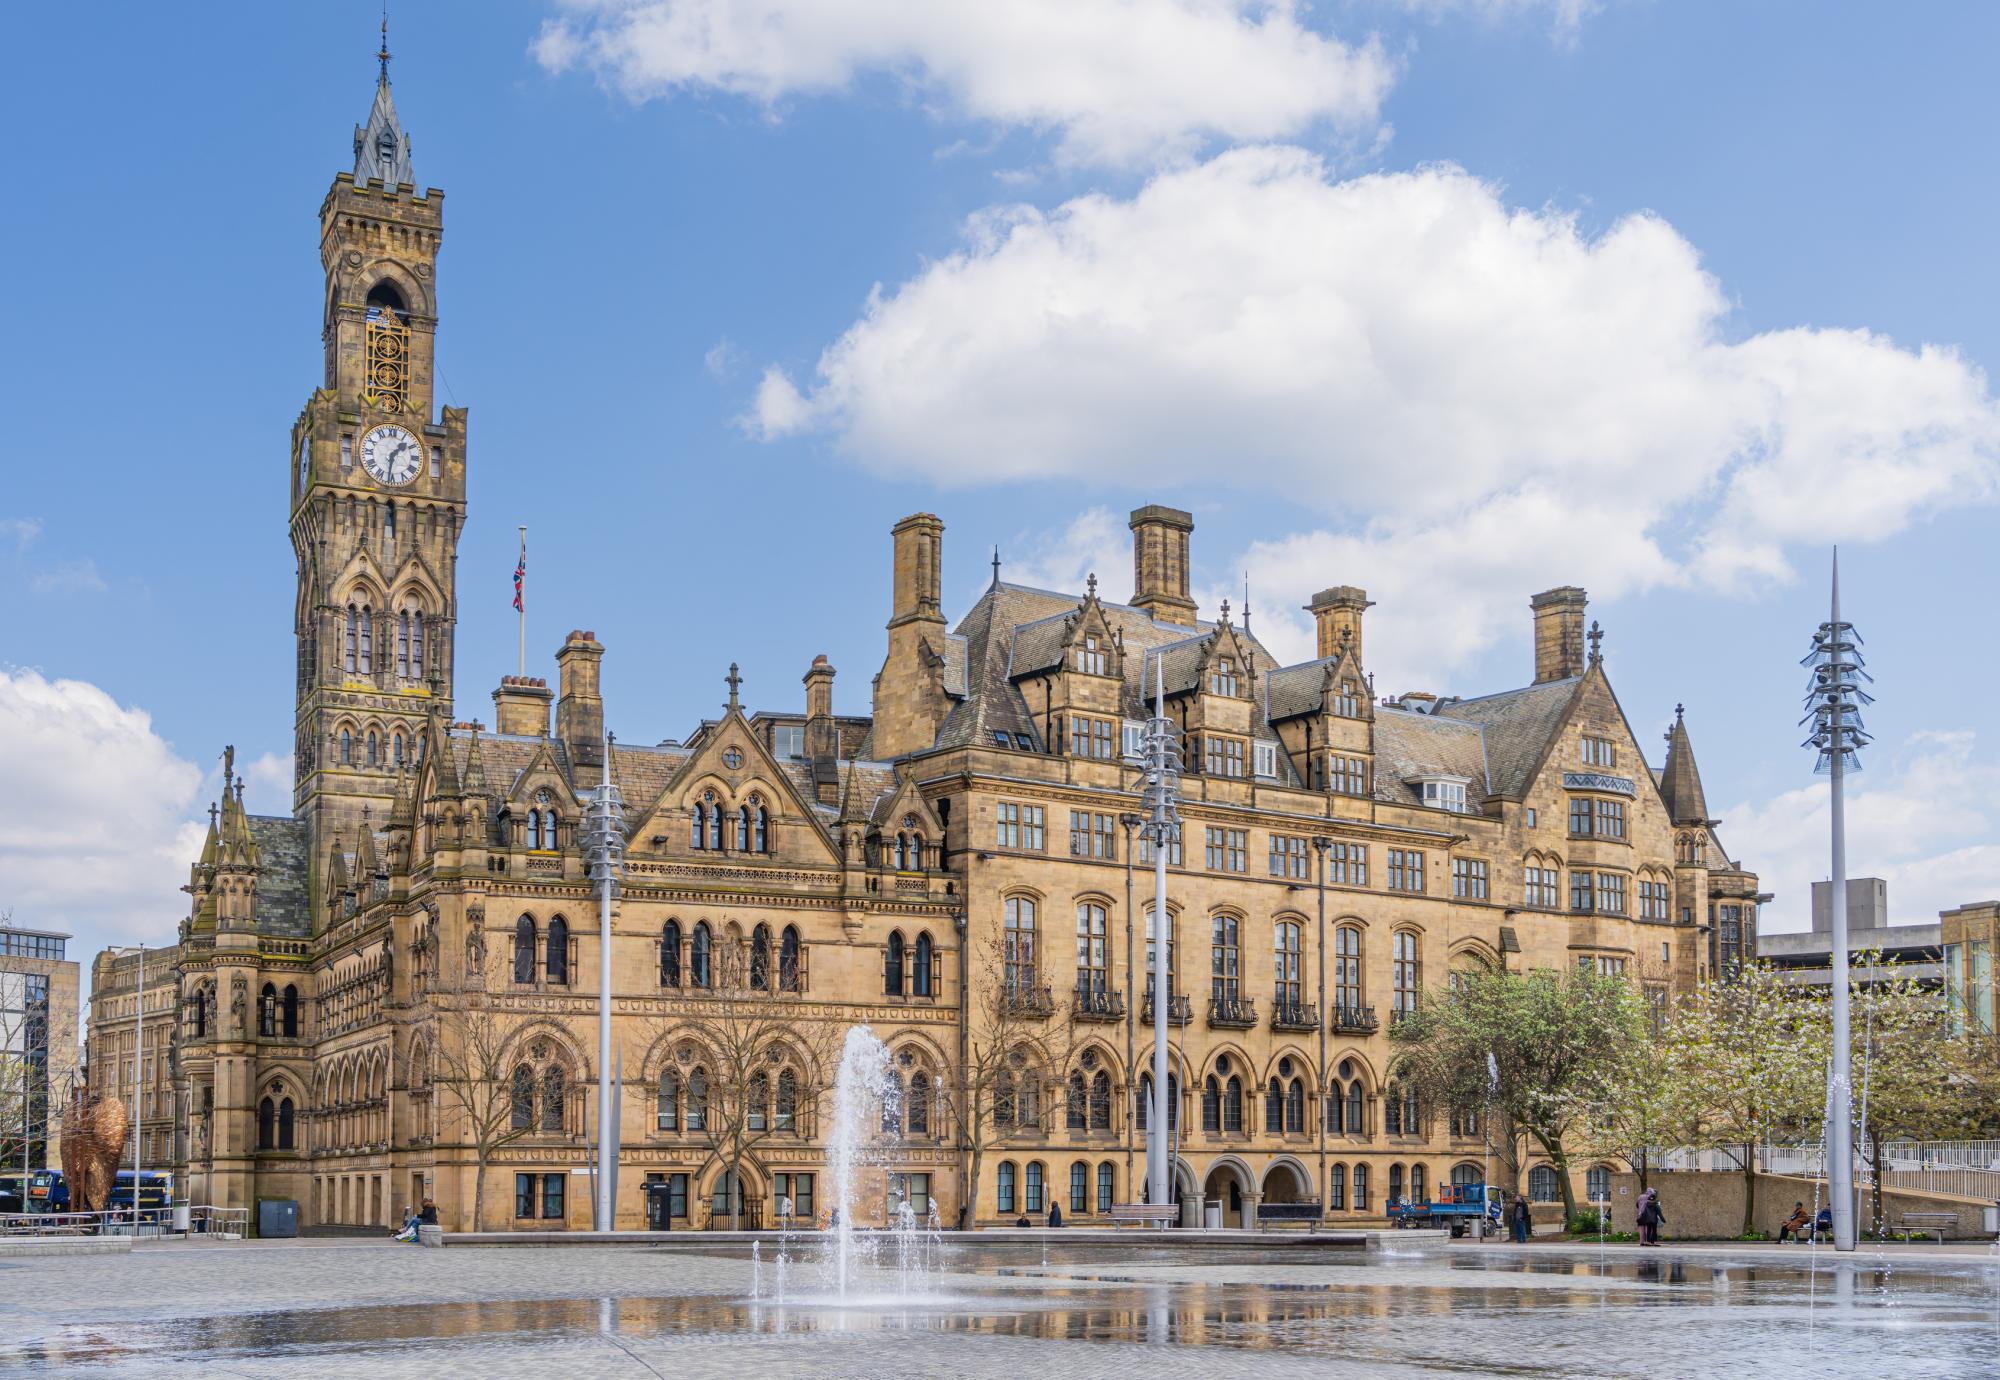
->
[1416,777,1471,813]
[1333,681,1359,718]
[1210,658,1238,697]
[1075,636,1107,676]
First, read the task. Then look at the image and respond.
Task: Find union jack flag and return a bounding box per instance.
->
[513,544,526,612]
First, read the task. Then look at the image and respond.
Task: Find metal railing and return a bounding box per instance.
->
[1207,994,1257,1029]
[1072,985,1125,1021]
[1142,992,1192,1026]
[1271,998,1319,1032]
[1005,984,1056,1018]
[0,1204,247,1238]
[1326,1002,1378,1034]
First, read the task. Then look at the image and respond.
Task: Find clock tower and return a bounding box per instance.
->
[290,40,466,864]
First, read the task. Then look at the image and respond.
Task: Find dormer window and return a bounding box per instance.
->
[1209,659,1239,697]
[1333,681,1359,718]
[1253,741,1277,779]
[1075,636,1107,676]
[1417,777,1470,813]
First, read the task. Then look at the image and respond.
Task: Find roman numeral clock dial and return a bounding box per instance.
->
[361,424,422,485]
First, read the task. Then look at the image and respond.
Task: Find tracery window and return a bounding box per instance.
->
[661,921,682,987]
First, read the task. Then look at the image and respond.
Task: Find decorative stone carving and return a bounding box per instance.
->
[229,976,248,1034]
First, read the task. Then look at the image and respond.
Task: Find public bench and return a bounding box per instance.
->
[1255,1201,1325,1232]
[1893,1211,1958,1243]
[1106,1203,1178,1228]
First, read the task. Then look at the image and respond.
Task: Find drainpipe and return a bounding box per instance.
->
[955,908,969,1228]
[1313,836,1331,1219]
[1120,814,1141,1197]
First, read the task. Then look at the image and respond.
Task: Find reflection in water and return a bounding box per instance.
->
[6,1243,1997,1377]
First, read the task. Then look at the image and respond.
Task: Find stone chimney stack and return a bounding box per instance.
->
[872,516,953,760]
[492,675,552,737]
[804,654,837,757]
[1307,586,1373,662]
[1128,504,1197,624]
[1530,587,1588,683]
[556,630,606,786]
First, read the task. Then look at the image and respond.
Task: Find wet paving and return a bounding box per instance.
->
[3,1239,1997,1378]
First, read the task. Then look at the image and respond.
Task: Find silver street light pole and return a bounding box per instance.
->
[1142,653,1182,1218]
[133,942,144,1224]
[1801,549,1872,1254]
[583,731,626,1232]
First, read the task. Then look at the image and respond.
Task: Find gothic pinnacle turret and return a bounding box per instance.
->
[353,15,414,186]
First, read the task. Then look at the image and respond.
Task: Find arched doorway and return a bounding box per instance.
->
[1262,1158,1312,1207]
[1201,1158,1255,1229]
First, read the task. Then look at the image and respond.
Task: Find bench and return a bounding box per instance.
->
[1106,1203,1178,1228]
[1255,1201,1324,1231]
[1894,1211,1957,1244]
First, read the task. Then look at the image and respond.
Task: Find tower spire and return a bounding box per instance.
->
[354,11,414,187]
[378,5,392,85]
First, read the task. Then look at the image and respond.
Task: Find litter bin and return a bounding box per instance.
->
[1204,1203,1223,1230]
[172,1204,191,1233]
[1983,1202,1999,1237]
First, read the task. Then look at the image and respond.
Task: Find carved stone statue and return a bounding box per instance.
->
[204,984,218,1031]
[230,976,248,1034]
[59,1091,129,1213]
[465,905,488,977]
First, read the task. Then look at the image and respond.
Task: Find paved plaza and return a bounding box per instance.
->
[3,1237,1998,1378]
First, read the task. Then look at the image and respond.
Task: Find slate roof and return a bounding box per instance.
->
[248,816,312,938]
[1434,678,1581,799]
[1658,714,1712,824]
[1370,710,1491,804]
[1264,657,1337,722]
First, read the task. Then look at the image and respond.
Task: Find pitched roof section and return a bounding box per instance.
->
[353,74,414,186]
[1658,710,1713,825]
[1435,678,1581,799]
[1371,710,1490,804]
[248,816,311,938]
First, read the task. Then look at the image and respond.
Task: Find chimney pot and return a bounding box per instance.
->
[1530,586,1589,683]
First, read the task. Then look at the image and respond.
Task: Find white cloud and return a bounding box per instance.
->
[704,337,745,381]
[756,149,2000,679]
[0,670,207,958]
[1721,730,2000,935]
[1,518,40,554]
[1388,0,1602,42]
[242,751,295,815]
[991,506,1130,604]
[28,559,107,596]
[535,1,1397,167]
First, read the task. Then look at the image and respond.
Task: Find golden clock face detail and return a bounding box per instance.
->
[361,424,421,485]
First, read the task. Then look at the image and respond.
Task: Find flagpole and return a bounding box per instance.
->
[516,527,527,677]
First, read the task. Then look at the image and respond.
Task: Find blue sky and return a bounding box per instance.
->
[4,1,1998,978]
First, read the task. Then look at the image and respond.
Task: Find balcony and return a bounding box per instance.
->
[1072,985,1126,1022]
[1140,992,1192,1026]
[1326,1002,1378,1034]
[1005,983,1057,1018]
[1270,998,1319,1033]
[1207,994,1258,1029]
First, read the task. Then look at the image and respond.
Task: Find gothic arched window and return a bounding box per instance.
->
[513,917,536,985]
[410,611,424,679]
[735,806,750,851]
[706,799,723,851]
[393,731,405,767]
[282,985,300,1038]
[779,925,801,993]
[750,924,771,991]
[912,931,933,998]
[345,606,358,672]
[540,1065,565,1132]
[1287,1078,1305,1133]
[908,1070,929,1135]
[366,731,378,767]
[358,608,373,675]
[1067,1071,1088,1130]
[1266,1077,1284,1133]
[397,611,411,678]
[1223,1075,1243,1132]
[691,803,707,850]
[690,922,712,989]
[340,728,352,764]
[545,916,570,986]
[510,1065,534,1129]
[657,1070,680,1130]
[776,1068,797,1130]
[258,1096,276,1150]
[661,921,682,987]
[884,931,905,996]
[752,804,768,852]
[259,983,278,1038]
[278,1097,296,1150]
[1090,1070,1112,1129]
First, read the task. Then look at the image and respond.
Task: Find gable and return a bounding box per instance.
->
[633,709,840,864]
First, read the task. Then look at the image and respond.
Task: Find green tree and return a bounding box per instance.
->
[1391,965,1646,1220]
[1660,963,1825,1235]
[1568,1018,1701,1194]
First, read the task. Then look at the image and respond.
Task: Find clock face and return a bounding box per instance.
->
[361,425,421,486]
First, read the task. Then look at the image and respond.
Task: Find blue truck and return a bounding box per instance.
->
[1391,1182,1504,1236]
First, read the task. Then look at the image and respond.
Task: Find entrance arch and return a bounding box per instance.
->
[1201,1155,1257,1229]
[1261,1156,1313,1206]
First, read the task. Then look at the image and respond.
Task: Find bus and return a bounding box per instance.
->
[107,1170,174,1213]
[27,1169,70,1212]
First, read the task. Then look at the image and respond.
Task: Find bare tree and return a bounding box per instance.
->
[425,997,529,1232]
[939,932,1076,1227]
[649,933,842,1229]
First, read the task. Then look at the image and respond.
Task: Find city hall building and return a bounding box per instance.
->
[89,60,1764,1233]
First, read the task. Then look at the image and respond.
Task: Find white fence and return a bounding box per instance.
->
[1759,1139,2000,1201]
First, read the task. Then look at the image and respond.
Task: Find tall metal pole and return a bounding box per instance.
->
[584,729,625,1232]
[1825,556,1856,1252]
[1802,548,1871,1254]
[1313,837,1329,1219]
[1144,654,1180,1217]
[133,943,144,1220]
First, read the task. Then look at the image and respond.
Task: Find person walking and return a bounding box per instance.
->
[1636,1188,1664,1247]
[1047,1200,1063,1229]
[1777,1202,1809,1244]
[1510,1195,1531,1244]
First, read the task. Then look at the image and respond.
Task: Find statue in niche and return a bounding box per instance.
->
[229,977,248,1034]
